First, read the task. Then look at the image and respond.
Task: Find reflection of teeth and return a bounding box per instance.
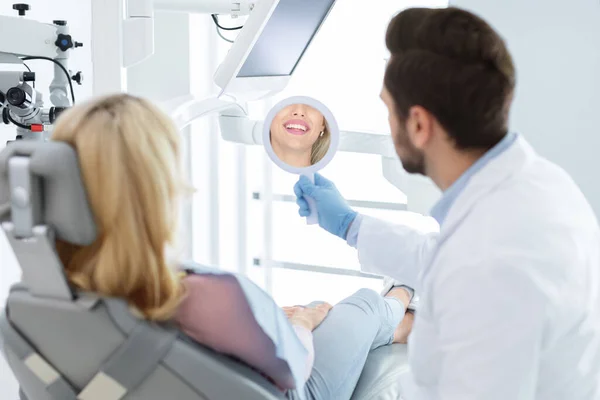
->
[286,124,307,131]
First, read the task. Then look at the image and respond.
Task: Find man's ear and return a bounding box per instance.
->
[406,105,434,150]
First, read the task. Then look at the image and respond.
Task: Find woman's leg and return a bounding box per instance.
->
[298,288,408,400]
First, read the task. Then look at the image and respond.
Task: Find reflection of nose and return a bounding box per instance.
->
[291,104,307,117]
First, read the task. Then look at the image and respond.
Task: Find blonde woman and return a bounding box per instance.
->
[269,103,331,167]
[52,94,414,400]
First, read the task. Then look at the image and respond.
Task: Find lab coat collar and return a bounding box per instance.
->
[439,134,536,237]
[430,132,518,226]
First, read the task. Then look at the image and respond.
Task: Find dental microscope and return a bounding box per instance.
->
[0,3,83,142]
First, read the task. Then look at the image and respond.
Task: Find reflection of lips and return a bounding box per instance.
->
[284,119,310,136]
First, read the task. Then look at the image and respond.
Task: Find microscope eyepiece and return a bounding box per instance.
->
[6,87,27,107]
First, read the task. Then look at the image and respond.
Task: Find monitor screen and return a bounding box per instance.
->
[236,0,335,78]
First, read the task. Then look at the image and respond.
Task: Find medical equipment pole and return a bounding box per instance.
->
[48,21,75,107]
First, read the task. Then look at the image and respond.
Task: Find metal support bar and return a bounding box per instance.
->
[236,144,248,275]
[339,131,395,158]
[254,258,384,281]
[252,193,407,211]
[262,156,274,294]
[219,114,397,158]
[153,0,254,16]
[172,97,247,130]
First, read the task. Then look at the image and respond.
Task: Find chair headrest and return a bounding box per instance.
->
[0,141,97,246]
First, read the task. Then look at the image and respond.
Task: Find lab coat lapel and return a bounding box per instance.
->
[418,136,537,286]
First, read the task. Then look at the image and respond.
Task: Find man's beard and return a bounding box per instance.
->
[394,125,426,175]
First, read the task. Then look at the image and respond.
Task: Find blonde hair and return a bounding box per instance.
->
[52,93,188,321]
[310,119,331,165]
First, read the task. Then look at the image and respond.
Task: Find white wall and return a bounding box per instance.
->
[450,0,600,216]
[127,11,195,261]
[0,0,93,395]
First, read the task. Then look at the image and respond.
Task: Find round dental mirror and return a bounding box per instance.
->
[263,96,340,225]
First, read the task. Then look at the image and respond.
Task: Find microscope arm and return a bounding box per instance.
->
[0,16,58,58]
[0,14,79,108]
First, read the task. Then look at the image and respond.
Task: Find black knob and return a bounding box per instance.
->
[71,71,83,85]
[53,20,67,26]
[13,3,29,16]
[22,72,35,82]
[49,107,68,123]
[55,34,73,52]
[6,87,26,107]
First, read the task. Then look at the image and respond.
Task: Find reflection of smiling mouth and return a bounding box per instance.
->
[284,119,310,136]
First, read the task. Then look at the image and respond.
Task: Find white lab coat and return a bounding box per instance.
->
[357,136,600,399]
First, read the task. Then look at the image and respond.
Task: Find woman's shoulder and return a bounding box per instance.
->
[175,264,309,390]
[176,266,261,323]
[179,270,242,307]
[175,270,250,342]
[178,263,264,300]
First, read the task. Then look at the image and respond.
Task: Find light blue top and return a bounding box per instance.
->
[183,263,309,398]
[346,132,518,247]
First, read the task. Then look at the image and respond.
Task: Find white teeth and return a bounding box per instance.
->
[285,124,307,131]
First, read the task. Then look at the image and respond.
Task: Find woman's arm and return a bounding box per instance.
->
[175,274,314,389]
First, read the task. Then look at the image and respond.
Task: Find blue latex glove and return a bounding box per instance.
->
[293,173,357,239]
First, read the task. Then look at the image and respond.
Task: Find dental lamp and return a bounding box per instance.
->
[91,0,439,212]
[0,3,83,141]
[168,0,337,131]
[90,0,393,154]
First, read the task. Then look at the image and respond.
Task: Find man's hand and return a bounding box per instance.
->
[293,173,357,239]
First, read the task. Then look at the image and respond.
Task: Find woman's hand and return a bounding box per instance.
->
[283,303,333,332]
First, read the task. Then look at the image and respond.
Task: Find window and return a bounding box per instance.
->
[189,0,447,306]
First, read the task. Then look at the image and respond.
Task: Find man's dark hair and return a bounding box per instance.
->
[384,7,516,150]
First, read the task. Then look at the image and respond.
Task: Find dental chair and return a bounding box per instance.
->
[0,141,407,400]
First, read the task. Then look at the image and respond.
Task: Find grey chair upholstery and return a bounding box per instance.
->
[0,141,409,400]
